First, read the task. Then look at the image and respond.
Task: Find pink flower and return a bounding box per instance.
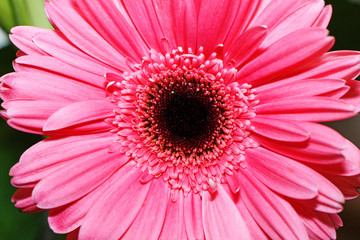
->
[1,0,360,239]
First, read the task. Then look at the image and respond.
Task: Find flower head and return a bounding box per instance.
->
[1,0,360,239]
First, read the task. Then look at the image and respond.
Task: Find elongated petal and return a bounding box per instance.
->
[10,26,46,56]
[43,100,114,134]
[75,0,148,61]
[225,26,267,68]
[48,181,109,233]
[33,150,128,208]
[158,193,184,240]
[312,5,332,28]
[236,28,334,86]
[14,55,105,89]
[122,179,168,240]
[33,30,121,75]
[246,147,318,199]
[203,185,251,240]
[284,51,360,82]
[251,116,309,142]
[2,99,66,134]
[261,0,325,47]
[44,0,131,71]
[256,97,356,122]
[11,188,41,213]
[253,122,348,165]
[238,170,308,239]
[197,0,243,55]
[184,193,205,240]
[255,78,347,102]
[79,166,147,240]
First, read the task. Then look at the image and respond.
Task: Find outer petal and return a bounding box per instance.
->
[11,188,41,213]
[245,147,318,199]
[43,100,114,134]
[11,133,113,187]
[252,122,348,165]
[78,165,148,240]
[158,193,185,240]
[284,51,360,82]
[122,179,168,240]
[32,150,128,209]
[255,78,347,103]
[44,0,134,71]
[251,116,309,142]
[14,55,106,89]
[255,97,356,122]
[10,26,47,56]
[260,0,325,47]
[196,0,243,55]
[184,193,205,240]
[238,169,308,240]
[202,185,251,240]
[225,26,268,69]
[32,30,121,75]
[75,0,148,61]
[236,28,334,86]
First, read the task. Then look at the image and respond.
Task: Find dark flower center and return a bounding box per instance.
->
[163,91,209,139]
[136,69,234,159]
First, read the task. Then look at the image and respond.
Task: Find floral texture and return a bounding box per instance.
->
[1,0,360,239]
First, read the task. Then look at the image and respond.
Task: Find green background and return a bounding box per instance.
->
[0,0,359,239]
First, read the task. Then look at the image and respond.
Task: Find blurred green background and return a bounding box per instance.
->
[0,0,359,239]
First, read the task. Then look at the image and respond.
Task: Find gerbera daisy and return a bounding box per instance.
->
[1,0,360,239]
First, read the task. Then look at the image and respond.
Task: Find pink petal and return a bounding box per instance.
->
[238,169,308,239]
[236,200,268,240]
[202,185,251,240]
[255,78,347,102]
[236,28,334,86]
[2,99,66,134]
[296,205,336,240]
[197,0,243,55]
[225,26,268,68]
[48,163,136,234]
[253,122,348,165]
[1,71,103,103]
[11,133,113,185]
[251,116,309,142]
[284,51,360,82]
[43,100,114,134]
[11,188,42,213]
[184,193,205,240]
[260,0,325,47]
[33,30,121,75]
[251,0,316,28]
[15,55,105,89]
[341,79,360,112]
[223,0,263,47]
[33,150,128,209]
[256,97,356,122]
[44,0,132,71]
[48,182,108,234]
[10,26,46,56]
[158,193,185,240]
[122,179,168,240]
[312,4,333,28]
[79,166,148,240]
[75,0,148,61]
[246,147,318,199]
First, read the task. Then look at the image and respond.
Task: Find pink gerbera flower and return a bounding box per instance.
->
[1,0,360,239]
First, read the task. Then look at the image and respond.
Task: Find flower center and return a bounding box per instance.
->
[136,69,234,162]
[106,47,258,195]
